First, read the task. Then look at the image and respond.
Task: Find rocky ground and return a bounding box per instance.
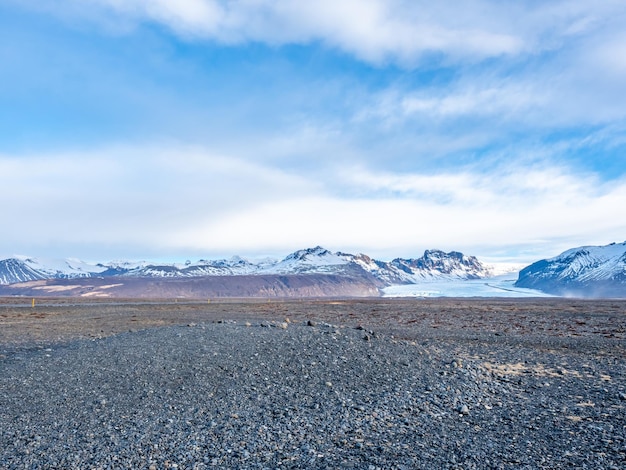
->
[1,298,625,469]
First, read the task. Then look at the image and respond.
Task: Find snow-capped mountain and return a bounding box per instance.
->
[514,241,626,298]
[251,246,493,284]
[0,258,49,285]
[112,256,261,278]
[387,250,489,283]
[0,246,493,287]
[0,256,107,284]
[262,247,349,275]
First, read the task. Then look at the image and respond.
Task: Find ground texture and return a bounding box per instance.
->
[1,298,625,469]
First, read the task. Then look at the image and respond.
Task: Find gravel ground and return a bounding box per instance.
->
[1,314,625,469]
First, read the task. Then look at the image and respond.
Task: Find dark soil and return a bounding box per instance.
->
[1,298,625,469]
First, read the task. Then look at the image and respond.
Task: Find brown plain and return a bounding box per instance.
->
[1,297,624,349]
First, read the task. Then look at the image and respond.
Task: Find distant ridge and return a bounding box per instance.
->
[515,241,626,298]
[0,247,495,298]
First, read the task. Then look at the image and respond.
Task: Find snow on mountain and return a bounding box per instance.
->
[0,246,495,288]
[514,241,626,298]
[261,246,351,275]
[127,257,260,278]
[387,250,491,283]
[17,256,107,278]
[0,258,49,285]
[258,247,493,284]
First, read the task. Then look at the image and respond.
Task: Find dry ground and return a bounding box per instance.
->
[2,297,625,468]
[1,297,624,349]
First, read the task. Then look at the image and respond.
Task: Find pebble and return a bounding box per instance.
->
[0,321,623,469]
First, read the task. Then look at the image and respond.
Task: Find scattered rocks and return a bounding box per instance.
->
[1,318,624,469]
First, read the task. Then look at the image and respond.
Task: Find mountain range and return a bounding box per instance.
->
[0,247,493,298]
[1,242,624,298]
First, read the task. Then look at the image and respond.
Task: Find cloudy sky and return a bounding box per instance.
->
[1,1,625,263]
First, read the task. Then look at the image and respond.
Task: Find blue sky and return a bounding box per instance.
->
[1,0,626,263]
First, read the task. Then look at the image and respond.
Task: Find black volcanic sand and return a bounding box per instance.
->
[1,298,625,469]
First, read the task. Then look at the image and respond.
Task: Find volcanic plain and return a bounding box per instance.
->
[1,297,625,468]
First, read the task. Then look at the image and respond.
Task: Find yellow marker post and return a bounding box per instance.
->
[207,299,210,304]
[32,298,35,308]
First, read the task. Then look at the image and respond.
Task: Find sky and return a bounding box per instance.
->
[1,0,626,264]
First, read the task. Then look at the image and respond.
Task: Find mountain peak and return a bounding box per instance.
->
[284,246,332,261]
[0,246,494,290]
[515,241,626,298]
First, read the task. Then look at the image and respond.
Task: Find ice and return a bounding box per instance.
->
[382,275,554,298]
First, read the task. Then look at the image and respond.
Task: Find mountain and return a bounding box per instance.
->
[258,246,493,283]
[0,274,380,299]
[0,258,49,285]
[0,246,495,298]
[514,241,626,298]
[387,250,489,283]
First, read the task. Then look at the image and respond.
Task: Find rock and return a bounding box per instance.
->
[307,320,316,327]
[458,405,469,415]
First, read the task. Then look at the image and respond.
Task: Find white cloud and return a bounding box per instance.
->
[0,146,318,257]
[1,145,624,261]
[329,164,624,258]
[12,0,626,70]
[173,178,626,261]
[100,0,225,34]
[61,0,622,67]
[399,84,545,120]
[24,0,583,65]
[3,0,626,261]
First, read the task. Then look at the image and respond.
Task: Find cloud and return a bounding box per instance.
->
[30,0,613,69]
[9,0,626,68]
[3,144,621,261]
[2,1,626,263]
[0,146,318,257]
[174,175,626,261]
[21,0,591,66]
[100,0,225,34]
